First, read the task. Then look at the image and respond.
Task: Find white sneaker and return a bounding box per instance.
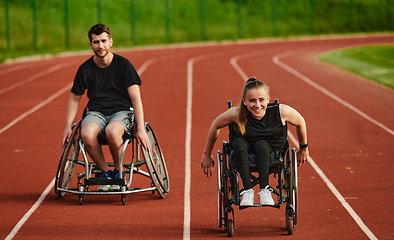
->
[98,185,110,191]
[258,186,274,206]
[110,185,120,191]
[240,189,254,206]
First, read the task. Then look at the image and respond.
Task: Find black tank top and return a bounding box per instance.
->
[231,103,287,151]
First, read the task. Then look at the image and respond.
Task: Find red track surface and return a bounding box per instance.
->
[1,34,393,239]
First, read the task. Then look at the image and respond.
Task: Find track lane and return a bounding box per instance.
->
[0,34,393,239]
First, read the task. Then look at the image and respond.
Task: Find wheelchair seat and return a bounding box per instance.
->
[97,132,132,145]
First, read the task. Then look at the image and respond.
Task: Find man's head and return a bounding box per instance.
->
[88,24,111,42]
[88,24,113,59]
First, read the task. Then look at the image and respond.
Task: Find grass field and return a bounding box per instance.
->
[319,44,394,90]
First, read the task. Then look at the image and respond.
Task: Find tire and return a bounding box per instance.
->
[143,123,170,199]
[57,121,81,199]
[226,219,234,237]
[291,149,298,226]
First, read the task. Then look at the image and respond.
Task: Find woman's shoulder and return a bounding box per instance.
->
[219,107,239,123]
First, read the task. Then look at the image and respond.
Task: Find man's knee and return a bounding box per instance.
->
[81,122,101,145]
[105,122,124,143]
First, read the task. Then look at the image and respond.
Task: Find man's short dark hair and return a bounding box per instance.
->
[88,24,111,42]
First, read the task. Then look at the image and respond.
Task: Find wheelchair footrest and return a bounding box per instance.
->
[84,177,126,186]
[239,203,280,210]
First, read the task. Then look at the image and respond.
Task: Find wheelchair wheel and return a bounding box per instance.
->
[291,149,298,225]
[222,152,235,235]
[57,121,81,199]
[217,151,224,229]
[54,143,67,194]
[285,148,298,234]
[143,123,170,199]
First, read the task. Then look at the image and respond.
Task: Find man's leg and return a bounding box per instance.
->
[81,122,109,172]
[105,121,125,170]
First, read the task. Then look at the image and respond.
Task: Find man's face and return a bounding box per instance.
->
[89,32,112,58]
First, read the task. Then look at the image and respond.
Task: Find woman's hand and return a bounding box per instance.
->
[296,147,309,166]
[201,152,215,177]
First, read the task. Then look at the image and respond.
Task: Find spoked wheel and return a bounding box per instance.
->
[57,121,81,199]
[223,171,235,236]
[217,151,224,229]
[142,123,170,199]
[284,148,298,234]
[291,148,298,225]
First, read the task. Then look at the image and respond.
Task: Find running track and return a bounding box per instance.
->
[1,34,393,239]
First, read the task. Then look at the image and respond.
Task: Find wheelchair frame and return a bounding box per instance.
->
[216,100,298,236]
[54,121,170,205]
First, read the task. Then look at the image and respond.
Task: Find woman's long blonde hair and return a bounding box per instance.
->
[237,77,270,134]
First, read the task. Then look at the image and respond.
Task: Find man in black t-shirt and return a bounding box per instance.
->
[62,24,150,190]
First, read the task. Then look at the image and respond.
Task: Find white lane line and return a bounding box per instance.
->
[231,50,378,239]
[4,59,156,239]
[287,132,377,240]
[273,49,394,137]
[230,48,283,81]
[184,51,236,240]
[0,62,73,95]
[0,82,73,134]
[0,65,24,76]
[5,178,55,240]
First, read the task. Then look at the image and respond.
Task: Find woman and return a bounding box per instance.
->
[201,77,308,206]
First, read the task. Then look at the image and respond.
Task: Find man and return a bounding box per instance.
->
[61,23,150,191]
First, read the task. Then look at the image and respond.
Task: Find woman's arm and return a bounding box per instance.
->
[279,104,309,166]
[201,107,238,177]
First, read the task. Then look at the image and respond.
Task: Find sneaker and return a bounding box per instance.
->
[258,185,274,206]
[240,189,254,206]
[98,170,112,192]
[109,169,125,191]
[112,169,125,179]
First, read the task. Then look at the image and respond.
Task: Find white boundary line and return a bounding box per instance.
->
[287,132,377,240]
[4,59,156,240]
[0,63,73,95]
[231,50,379,239]
[273,49,394,137]
[184,51,235,240]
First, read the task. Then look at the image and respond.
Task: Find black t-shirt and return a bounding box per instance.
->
[71,53,141,115]
[231,103,287,151]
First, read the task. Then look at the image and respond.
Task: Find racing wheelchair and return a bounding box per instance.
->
[54,110,170,205]
[217,100,298,236]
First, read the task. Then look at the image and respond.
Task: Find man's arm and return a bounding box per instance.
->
[127,84,151,151]
[62,93,82,145]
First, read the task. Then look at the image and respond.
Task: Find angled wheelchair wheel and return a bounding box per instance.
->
[217,150,224,229]
[222,147,235,236]
[54,143,67,195]
[56,121,81,199]
[284,148,298,234]
[142,123,170,199]
[291,148,298,226]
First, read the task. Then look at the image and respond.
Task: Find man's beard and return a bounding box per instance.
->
[94,48,109,58]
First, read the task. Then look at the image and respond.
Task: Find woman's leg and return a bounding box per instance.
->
[253,140,272,189]
[231,137,253,190]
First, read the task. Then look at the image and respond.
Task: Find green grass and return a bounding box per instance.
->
[319,45,394,90]
[0,0,393,63]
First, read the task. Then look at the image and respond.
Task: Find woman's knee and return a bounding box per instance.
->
[231,138,249,153]
[253,140,271,153]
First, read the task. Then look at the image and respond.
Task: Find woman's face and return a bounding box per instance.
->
[242,87,270,120]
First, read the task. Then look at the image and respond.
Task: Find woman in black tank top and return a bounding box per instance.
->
[201,77,309,206]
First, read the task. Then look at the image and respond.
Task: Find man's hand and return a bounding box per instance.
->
[136,128,151,152]
[62,127,72,146]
